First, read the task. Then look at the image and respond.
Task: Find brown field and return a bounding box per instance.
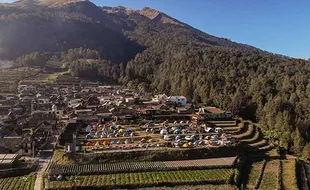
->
[282,160,298,190]
[246,160,265,190]
[259,160,279,190]
[138,184,237,190]
[49,156,237,176]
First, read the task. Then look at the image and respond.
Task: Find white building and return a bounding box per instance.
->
[37,98,50,104]
[167,96,187,106]
[68,99,82,108]
[152,94,168,103]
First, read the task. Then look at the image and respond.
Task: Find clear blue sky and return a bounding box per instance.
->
[1,0,310,58]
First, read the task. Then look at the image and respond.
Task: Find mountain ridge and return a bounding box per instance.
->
[0,0,263,61]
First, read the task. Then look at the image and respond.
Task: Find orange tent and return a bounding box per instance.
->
[103,141,109,146]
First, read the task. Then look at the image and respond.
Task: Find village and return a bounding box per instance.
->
[0,80,236,156]
[0,78,270,190]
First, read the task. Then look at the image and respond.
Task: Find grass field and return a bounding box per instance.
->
[47,169,234,189]
[0,173,36,190]
[259,160,279,190]
[282,160,298,190]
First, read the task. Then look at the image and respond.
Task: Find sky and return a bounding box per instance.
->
[1,0,310,58]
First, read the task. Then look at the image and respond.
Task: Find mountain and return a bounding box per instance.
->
[0,0,261,61]
[0,0,309,154]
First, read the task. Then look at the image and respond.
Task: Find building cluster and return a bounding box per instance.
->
[0,81,234,158]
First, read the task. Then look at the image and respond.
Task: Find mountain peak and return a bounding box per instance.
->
[101,6,135,16]
[138,7,184,26]
[38,0,83,7]
[139,7,161,20]
[10,0,39,8]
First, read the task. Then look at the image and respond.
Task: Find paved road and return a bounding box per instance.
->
[34,136,56,190]
[34,157,50,190]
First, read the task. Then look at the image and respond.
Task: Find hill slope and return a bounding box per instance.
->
[0,0,309,155]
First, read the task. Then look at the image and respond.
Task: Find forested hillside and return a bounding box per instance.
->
[0,0,309,156]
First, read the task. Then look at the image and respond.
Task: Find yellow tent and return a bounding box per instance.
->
[183,143,189,148]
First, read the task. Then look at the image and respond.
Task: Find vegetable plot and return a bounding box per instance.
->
[47,169,234,189]
[49,157,237,176]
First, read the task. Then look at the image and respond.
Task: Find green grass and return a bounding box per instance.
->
[47,169,234,189]
[259,160,279,190]
[52,149,73,165]
[0,173,36,190]
[282,160,298,190]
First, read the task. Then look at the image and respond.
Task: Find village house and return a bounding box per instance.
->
[68,99,83,108]
[73,109,97,121]
[152,94,168,103]
[167,96,187,106]
[198,107,232,120]
[177,103,195,114]
[18,84,36,93]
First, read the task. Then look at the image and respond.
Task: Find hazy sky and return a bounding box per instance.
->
[1,0,310,58]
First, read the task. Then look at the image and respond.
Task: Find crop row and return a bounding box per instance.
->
[49,157,237,176]
[0,173,36,190]
[47,169,234,190]
[259,160,280,190]
[233,124,254,140]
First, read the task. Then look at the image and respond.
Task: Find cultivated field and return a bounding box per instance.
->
[259,160,280,190]
[0,173,36,190]
[0,67,41,94]
[282,160,298,190]
[245,160,265,189]
[46,169,234,189]
[138,184,237,190]
[49,157,237,176]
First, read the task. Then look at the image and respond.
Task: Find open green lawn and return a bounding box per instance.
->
[259,160,279,190]
[47,169,234,189]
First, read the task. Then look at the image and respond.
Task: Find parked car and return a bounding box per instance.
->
[205,127,214,133]
[160,129,168,135]
[164,135,173,141]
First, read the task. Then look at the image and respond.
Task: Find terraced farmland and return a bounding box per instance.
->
[139,184,237,190]
[49,157,237,176]
[0,67,41,94]
[227,121,270,150]
[282,160,298,190]
[46,169,234,190]
[0,173,36,190]
[259,160,280,190]
[244,160,266,189]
